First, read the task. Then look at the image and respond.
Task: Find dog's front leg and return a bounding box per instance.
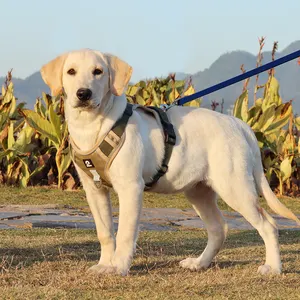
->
[112,181,144,276]
[75,166,116,274]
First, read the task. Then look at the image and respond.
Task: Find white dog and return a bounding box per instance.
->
[41,49,300,276]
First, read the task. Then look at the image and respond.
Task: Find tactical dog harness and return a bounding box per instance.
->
[70,103,176,190]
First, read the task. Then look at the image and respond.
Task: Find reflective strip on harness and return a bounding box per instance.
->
[70,103,176,190]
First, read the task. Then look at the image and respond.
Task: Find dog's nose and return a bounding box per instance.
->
[76,88,92,101]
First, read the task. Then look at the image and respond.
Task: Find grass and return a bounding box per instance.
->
[0,228,300,299]
[0,186,299,215]
[0,187,299,298]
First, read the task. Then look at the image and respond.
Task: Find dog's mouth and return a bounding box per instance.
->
[72,99,100,110]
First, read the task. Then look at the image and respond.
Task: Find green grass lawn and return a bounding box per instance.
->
[0,228,300,299]
[0,186,299,215]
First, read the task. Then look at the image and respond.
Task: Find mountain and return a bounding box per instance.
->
[190,41,300,113]
[1,41,300,113]
[0,72,49,107]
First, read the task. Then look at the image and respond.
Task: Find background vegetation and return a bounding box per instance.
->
[0,40,299,197]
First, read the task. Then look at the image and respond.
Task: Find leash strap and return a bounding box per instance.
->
[175,49,300,106]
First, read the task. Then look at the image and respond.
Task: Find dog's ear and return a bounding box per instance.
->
[40,54,68,96]
[105,54,133,96]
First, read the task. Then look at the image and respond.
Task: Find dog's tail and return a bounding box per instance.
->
[253,159,300,225]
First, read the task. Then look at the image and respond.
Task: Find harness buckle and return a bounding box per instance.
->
[89,169,102,189]
[159,164,168,174]
[164,129,176,146]
[159,104,169,112]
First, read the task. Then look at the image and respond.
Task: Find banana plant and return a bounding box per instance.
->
[0,75,29,186]
[233,78,292,136]
[233,72,299,196]
[126,74,202,108]
[20,93,71,189]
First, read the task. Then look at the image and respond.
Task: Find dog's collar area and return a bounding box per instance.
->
[70,103,176,190]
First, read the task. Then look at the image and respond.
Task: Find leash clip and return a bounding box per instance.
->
[159,101,178,112]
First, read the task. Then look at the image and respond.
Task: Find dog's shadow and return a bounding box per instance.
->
[129,259,254,276]
[0,229,299,274]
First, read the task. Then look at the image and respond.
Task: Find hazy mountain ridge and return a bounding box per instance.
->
[190,41,300,113]
[1,41,300,113]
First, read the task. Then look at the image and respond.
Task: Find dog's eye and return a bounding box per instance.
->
[93,68,103,76]
[67,68,76,76]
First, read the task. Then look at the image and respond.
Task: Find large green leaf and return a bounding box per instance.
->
[276,130,288,155]
[183,85,201,107]
[126,85,140,97]
[9,95,16,118]
[21,109,59,146]
[263,155,276,170]
[264,102,293,135]
[49,104,62,142]
[280,157,292,182]
[247,106,259,124]
[294,116,300,131]
[34,99,47,118]
[142,89,150,100]
[151,89,161,106]
[2,82,13,104]
[233,90,248,122]
[1,85,5,97]
[167,87,180,104]
[254,132,265,148]
[11,126,34,154]
[58,149,72,179]
[282,133,295,153]
[255,98,263,107]
[7,122,15,149]
[262,77,282,112]
[136,94,146,105]
[0,111,10,130]
[256,104,276,132]
[42,92,52,110]
[19,157,30,188]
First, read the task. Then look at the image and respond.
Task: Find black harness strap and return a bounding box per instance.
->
[98,103,133,157]
[111,103,134,137]
[144,106,176,189]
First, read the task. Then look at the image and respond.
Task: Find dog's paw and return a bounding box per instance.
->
[179,257,210,271]
[112,256,131,276]
[87,263,117,275]
[87,259,131,276]
[257,264,281,275]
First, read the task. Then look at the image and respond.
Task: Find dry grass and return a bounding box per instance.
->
[0,186,299,298]
[0,228,300,299]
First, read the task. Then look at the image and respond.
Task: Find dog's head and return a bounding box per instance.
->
[40,49,132,110]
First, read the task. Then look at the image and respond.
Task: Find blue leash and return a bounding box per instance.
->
[173,49,300,106]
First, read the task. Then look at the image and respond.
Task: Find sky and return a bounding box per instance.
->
[1,0,299,82]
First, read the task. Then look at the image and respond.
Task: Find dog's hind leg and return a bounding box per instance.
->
[211,174,282,275]
[180,183,227,271]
